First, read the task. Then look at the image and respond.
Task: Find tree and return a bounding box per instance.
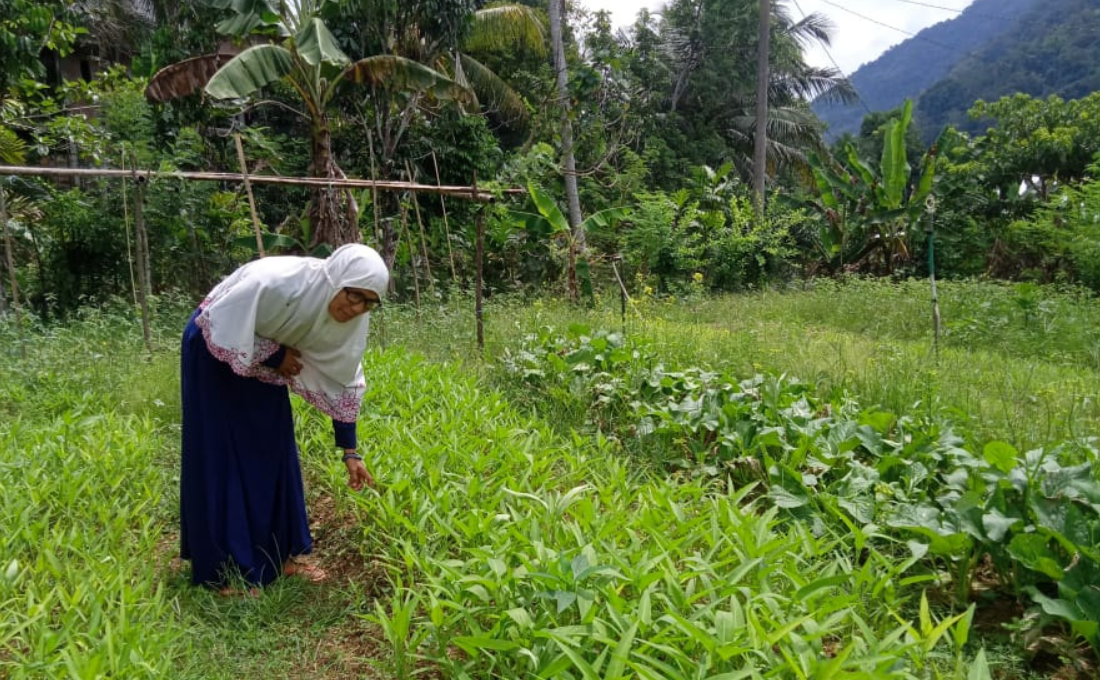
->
[804,100,948,274]
[0,0,83,93]
[145,0,473,248]
[641,0,852,183]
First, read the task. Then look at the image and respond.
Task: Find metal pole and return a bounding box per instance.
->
[925,195,940,356]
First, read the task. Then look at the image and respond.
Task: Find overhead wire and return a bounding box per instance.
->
[791,0,872,114]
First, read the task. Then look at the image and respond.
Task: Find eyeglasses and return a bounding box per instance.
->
[344,288,381,311]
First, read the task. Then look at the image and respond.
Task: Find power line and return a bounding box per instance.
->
[819,0,972,57]
[791,0,872,114]
[882,0,1022,25]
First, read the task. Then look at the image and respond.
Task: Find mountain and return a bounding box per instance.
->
[914,0,1100,140]
[812,0,1042,140]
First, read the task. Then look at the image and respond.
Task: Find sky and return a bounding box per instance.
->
[580,0,977,75]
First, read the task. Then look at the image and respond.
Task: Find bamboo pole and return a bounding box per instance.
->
[405,160,434,293]
[0,165,516,201]
[472,173,484,352]
[233,133,266,257]
[132,175,152,353]
[431,152,459,282]
[0,184,26,358]
[120,149,139,306]
[398,198,421,315]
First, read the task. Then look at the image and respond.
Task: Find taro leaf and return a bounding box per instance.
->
[1029,588,1085,621]
[769,485,809,510]
[1040,461,1100,504]
[859,409,897,435]
[1061,554,1100,600]
[1007,533,1066,581]
[1033,498,1100,558]
[838,496,875,525]
[887,504,973,557]
[983,440,1019,474]
[981,508,1019,542]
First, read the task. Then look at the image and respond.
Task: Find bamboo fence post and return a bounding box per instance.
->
[1,183,26,358]
[132,173,152,353]
[120,149,138,305]
[472,173,484,352]
[234,133,266,257]
[431,152,458,283]
[405,160,435,293]
[398,198,421,314]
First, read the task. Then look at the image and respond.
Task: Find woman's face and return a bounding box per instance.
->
[328,287,381,322]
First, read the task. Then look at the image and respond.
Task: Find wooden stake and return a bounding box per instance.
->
[398,199,420,314]
[0,183,26,358]
[472,173,484,352]
[120,149,138,306]
[234,133,266,257]
[405,161,435,292]
[132,175,152,353]
[431,152,458,282]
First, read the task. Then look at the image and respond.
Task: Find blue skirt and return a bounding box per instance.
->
[180,311,312,588]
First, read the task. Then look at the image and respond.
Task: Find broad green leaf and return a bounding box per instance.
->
[880,100,913,209]
[1009,534,1067,581]
[527,183,570,234]
[342,55,474,105]
[982,440,1018,473]
[205,44,295,99]
[294,17,348,67]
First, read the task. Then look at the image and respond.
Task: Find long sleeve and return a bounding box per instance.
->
[333,419,357,450]
[261,344,287,369]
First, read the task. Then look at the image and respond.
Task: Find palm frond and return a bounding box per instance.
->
[0,126,26,166]
[785,12,834,49]
[465,4,546,57]
[342,55,476,106]
[457,53,528,125]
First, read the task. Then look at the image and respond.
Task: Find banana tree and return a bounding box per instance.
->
[513,182,629,303]
[145,0,473,248]
[805,100,948,274]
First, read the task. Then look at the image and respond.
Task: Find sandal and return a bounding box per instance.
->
[284,559,327,582]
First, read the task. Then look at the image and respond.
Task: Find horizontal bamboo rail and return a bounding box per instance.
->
[0,165,523,202]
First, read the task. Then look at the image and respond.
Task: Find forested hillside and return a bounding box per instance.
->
[915,0,1100,139]
[813,0,1039,139]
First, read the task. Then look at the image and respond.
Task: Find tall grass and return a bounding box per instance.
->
[374,279,1100,451]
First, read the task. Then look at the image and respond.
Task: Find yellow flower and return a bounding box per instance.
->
[692,272,704,283]
[644,285,654,296]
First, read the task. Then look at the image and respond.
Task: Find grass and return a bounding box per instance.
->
[2,279,1098,678]
[374,279,1100,452]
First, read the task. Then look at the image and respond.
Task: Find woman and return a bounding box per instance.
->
[180,243,388,593]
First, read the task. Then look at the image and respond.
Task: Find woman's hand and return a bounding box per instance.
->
[276,347,302,377]
[344,454,374,491]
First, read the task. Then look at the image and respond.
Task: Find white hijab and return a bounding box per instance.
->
[195,244,389,422]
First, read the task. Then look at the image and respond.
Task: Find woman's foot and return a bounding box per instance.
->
[217,586,260,598]
[283,559,327,582]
